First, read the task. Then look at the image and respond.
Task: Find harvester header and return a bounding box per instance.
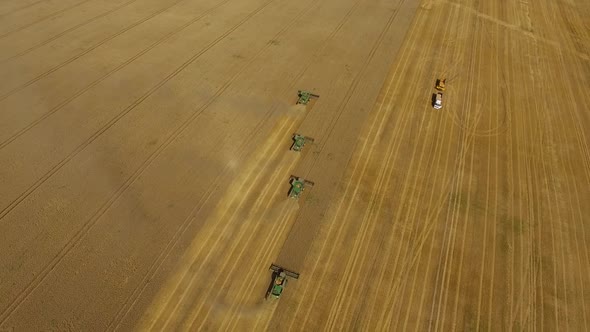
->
[266,264,300,300]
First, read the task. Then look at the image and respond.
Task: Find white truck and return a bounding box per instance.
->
[433,92,443,109]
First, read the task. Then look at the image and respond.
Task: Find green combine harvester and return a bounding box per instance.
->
[296,90,320,105]
[288,176,314,199]
[291,134,314,152]
[267,264,300,300]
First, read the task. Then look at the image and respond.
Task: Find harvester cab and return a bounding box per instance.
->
[291,134,314,152]
[435,78,446,91]
[267,264,300,300]
[296,90,320,105]
[288,176,314,199]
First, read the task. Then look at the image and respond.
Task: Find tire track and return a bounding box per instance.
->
[0,0,204,147]
[359,69,481,330]
[523,7,542,329]
[543,2,580,327]
[558,107,590,330]
[359,14,428,330]
[433,89,481,332]
[435,19,481,330]
[528,8,561,325]
[360,20,426,326]
[376,3,461,329]
[106,105,296,331]
[390,3,462,328]
[552,8,590,323]
[473,15,496,330]
[410,7,471,330]
[0,0,254,222]
[424,9,473,326]
[543,20,589,329]
[302,0,409,174]
[476,7,502,329]
[330,9,426,329]
[111,0,366,324]
[528,7,563,326]
[424,8,477,330]
[324,57,404,328]
[431,8,481,331]
[494,21,515,332]
[424,105,480,332]
[518,28,536,331]
[221,200,296,331]
[504,22,529,331]
[391,134,479,331]
[307,0,415,306]
[0,0,140,63]
[171,0,374,325]
[451,20,487,321]
[374,1,588,330]
[448,14,488,332]
[292,0,420,328]
[529,9,546,327]
[276,1,384,328]
[539,49,567,332]
[518,3,537,326]
[292,1,425,328]
[0,0,280,324]
[509,15,544,329]
[397,4,462,331]
[383,108,481,332]
[107,81,308,332]
[0,0,96,39]
[176,101,305,332]
[320,1,427,329]
[106,96,282,332]
[389,86,450,328]
[218,1,379,323]
[191,149,299,331]
[442,0,590,62]
[535,101,560,330]
[357,21,429,330]
[411,18,467,332]
[315,0,434,327]
[506,3,521,328]
[442,6,509,140]
[0,0,49,18]
[530,32,551,331]
[554,48,590,332]
[250,301,278,332]
[488,8,504,328]
[0,0,197,126]
[504,3,524,327]
[186,133,299,330]
[147,113,296,331]
[220,168,299,331]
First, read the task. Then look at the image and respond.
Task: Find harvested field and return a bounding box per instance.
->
[0,0,589,330]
